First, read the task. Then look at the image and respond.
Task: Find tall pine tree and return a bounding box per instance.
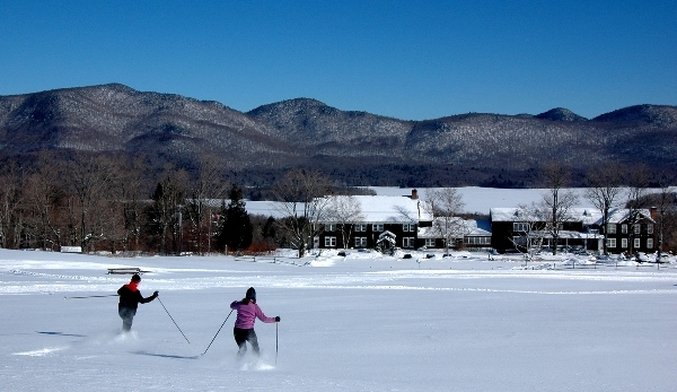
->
[217,184,252,253]
[145,177,185,255]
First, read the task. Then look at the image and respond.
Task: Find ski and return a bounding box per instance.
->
[64,294,117,300]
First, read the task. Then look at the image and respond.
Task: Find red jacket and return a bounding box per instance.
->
[117,284,157,310]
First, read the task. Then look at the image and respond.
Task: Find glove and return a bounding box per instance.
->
[275,316,281,322]
[153,291,159,297]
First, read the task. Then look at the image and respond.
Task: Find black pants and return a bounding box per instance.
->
[233,327,260,356]
[118,306,137,332]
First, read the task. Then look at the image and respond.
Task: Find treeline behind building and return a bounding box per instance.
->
[1,152,676,255]
[0,152,283,255]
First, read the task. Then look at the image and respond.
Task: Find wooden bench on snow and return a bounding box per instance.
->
[107,267,151,275]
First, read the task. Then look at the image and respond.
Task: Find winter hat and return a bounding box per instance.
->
[245,287,256,301]
[131,274,141,282]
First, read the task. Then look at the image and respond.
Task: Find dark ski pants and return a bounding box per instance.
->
[118,307,137,332]
[233,327,260,356]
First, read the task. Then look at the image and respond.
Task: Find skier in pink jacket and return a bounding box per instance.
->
[230,287,280,356]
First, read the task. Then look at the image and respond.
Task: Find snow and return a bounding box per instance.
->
[231,186,676,219]
[368,186,599,214]
[330,195,433,222]
[1,248,677,391]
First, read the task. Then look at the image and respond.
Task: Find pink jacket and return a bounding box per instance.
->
[230,300,276,329]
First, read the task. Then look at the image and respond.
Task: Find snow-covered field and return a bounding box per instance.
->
[2,248,677,391]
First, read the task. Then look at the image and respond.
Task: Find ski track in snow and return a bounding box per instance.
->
[3,249,677,392]
[2,251,677,298]
[2,266,676,296]
[289,284,677,295]
[12,346,68,357]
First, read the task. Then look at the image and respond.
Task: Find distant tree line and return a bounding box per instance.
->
[0,153,675,255]
[0,153,368,255]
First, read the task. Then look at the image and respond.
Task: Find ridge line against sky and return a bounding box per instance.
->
[0,0,675,121]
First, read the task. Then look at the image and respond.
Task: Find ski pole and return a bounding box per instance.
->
[64,294,118,300]
[157,296,191,344]
[275,322,279,365]
[201,309,234,356]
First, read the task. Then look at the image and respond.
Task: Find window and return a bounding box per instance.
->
[354,237,367,248]
[324,236,336,248]
[634,224,641,235]
[621,224,628,234]
[424,238,436,247]
[402,237,415,248]
[325,224,336,232]
[466,236,491,245]
[647,238,654,249]
[513,222,529,232]
[513,236,527,248]
[634,238,640,249]
[607,238,617,248]
[355,224,367,232]
[607,224,616,234]
[647,224,654,234]
[372,224,384,232]
[621,238,628,248]
[403,223,416,232]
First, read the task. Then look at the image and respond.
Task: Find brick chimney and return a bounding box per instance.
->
[410,189,418,200]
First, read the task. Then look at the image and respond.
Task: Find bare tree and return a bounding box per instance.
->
[91,155,142,253]
[427,188,465,254]
[508,204,546,263]
[96,191,127,253]
[0,161,24,249]
[61,155,120,251]
[184,155,228,255]
[146,169,189,255]
[324,195,363,249]
[115,157,147,252]
[20,154,65,250]
[585,164,624,255]
[541,163,578,254]
[660,194,677,253]
[624,166,650,257]
[272,169,333,258]
[650,175,676,266]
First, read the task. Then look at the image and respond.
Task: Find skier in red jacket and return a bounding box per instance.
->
[230,287,279,356]
[117,274,158,332]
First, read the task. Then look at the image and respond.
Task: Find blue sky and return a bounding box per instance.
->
[0,0,675,120]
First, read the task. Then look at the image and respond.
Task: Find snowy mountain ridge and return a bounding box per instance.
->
[1,84,675,187]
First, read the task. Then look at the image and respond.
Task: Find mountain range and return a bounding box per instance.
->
[1,83,675,188]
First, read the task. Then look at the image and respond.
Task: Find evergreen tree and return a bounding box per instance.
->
[262,216,277,242]
[145,175,186,255]
[217,184,252,252]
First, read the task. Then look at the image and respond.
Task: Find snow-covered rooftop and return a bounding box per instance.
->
[204,196,434,222]
[321,195,433,223]
[490,207,603,224]
[418,218,492,239]
[357,195,431,222]
[606,208,654,224]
